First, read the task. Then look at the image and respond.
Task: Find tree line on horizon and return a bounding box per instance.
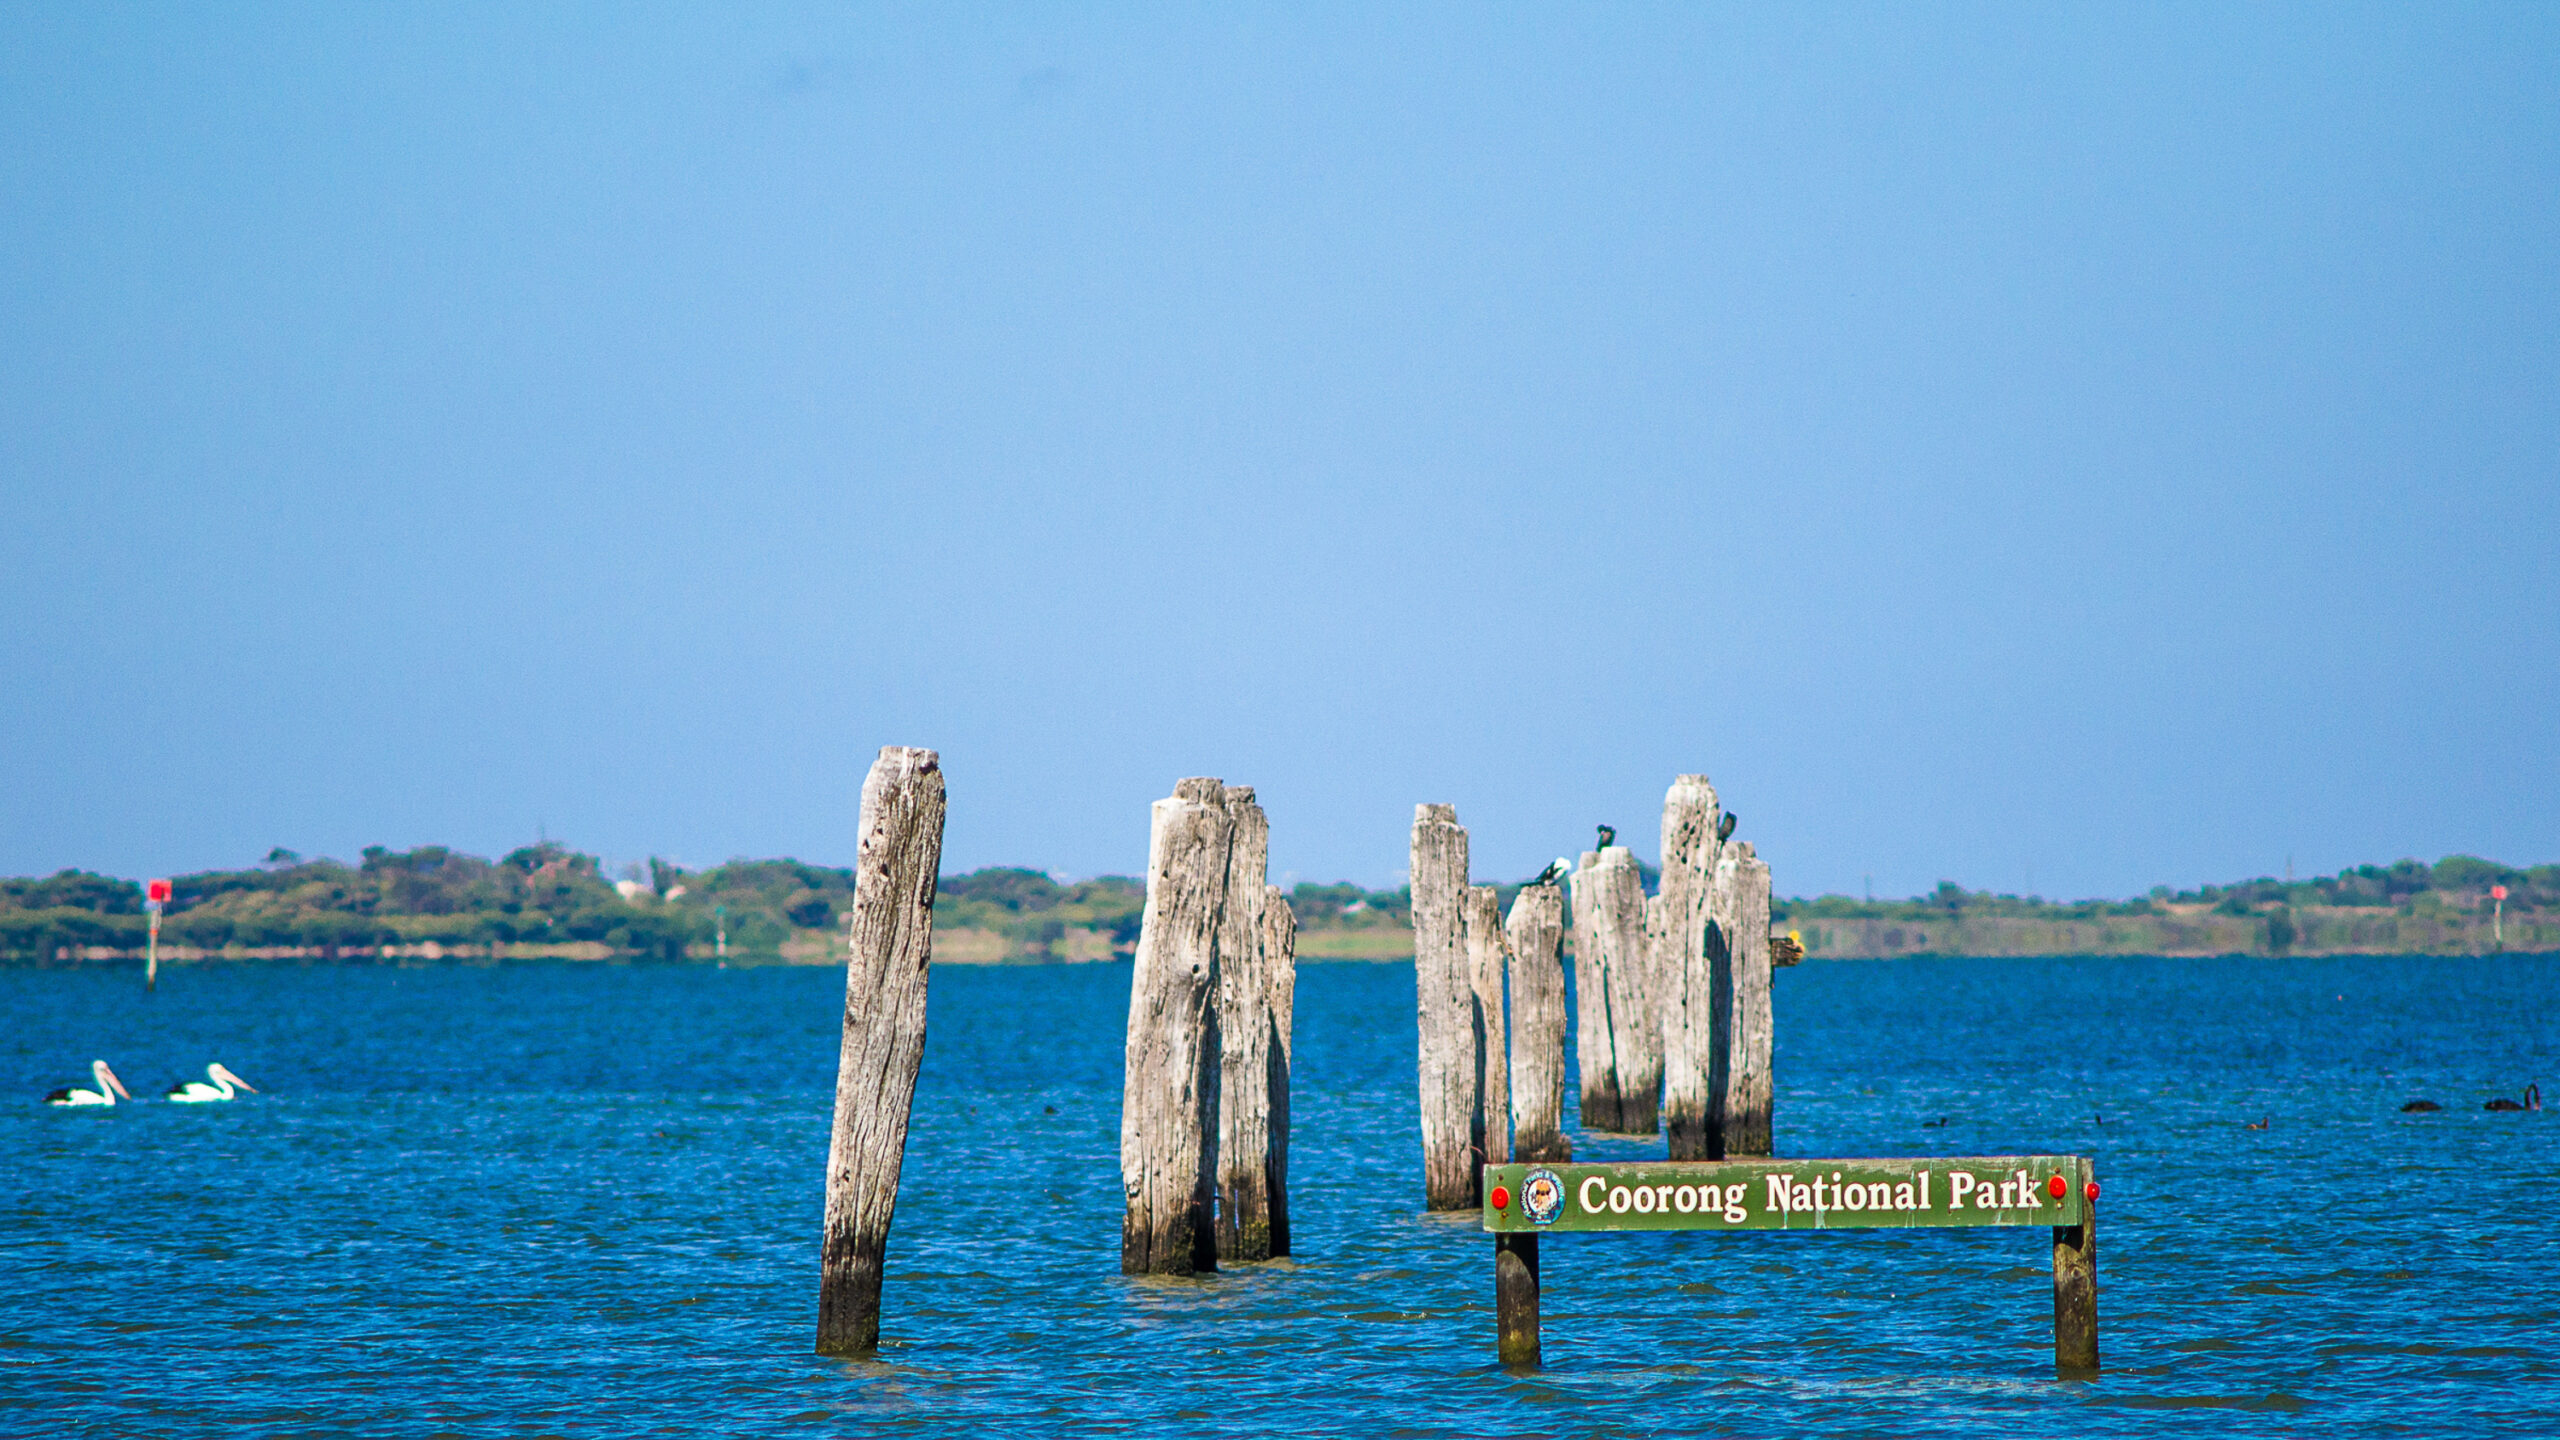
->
[0,843,2548,961]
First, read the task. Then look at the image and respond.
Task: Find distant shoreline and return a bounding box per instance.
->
[17,928,2553,968]
[7,848,2546,965]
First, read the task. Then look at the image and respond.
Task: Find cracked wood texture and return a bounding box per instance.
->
[1503,882,1570,1163]
[816,746,945,1356]
[1706,841,1776,1157]
[1214,788,1274,1262]
[1567,849,1620,1132]
[1263,885,1297,1257]
[1120,777,1233,1274]
[1464,884,1512,1166]
[1579,846,1658,1135]
[1655,775,1726,1160]
[1412,803,1478,1209]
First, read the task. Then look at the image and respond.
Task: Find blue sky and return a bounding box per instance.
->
[3,4,2553,897]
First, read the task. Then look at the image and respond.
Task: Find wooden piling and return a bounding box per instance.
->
[1705,842,1776,1157]
[1567,850,1621,1131]
[1215,787,1274,1263]
[1503,882,1571,1163]
[1495,1232,1541,1368]
[2053,1196,2100,1374]
[1464,885,1512,1167]
[1263,885,1297,1257]
[1120,777,1233,1274]
[1655,776,1725,1160]
[815,745,946,1357]
[1412,803,1479,1209]
[1580,847,1658,1135]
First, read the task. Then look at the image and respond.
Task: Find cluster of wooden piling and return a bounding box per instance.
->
[809,751,2091,1379]
[1119,778,1298,1273]
[1414,775,1789,1207]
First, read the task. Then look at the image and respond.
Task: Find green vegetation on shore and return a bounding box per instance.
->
[2,845,2549,963]
[1773,856,2557,958]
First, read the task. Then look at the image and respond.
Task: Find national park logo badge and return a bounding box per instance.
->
[1521,1168,1565,1225]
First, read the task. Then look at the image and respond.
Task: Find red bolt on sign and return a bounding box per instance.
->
[1490,1186,1512,1210]
[2047,1174,2067,1199]
[146,879,172,905]
[2085,1180,2101,1201]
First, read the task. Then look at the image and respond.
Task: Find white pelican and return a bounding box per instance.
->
[167,1063,258,1104]
[46,1060,133,1107]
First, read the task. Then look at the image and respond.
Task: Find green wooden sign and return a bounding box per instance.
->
[1481,1155,2093,1233]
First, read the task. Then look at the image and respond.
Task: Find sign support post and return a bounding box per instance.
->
[1494,1232,1540,1368]
[2052,1197,2099,1373]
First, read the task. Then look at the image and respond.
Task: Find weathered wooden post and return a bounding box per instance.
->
[2054,1195,2100,1374]
[1464,885,1512,1167]
[1412,803,1479,1209]
[1657,776,1725,1160]
[1504,880,1570,1163]
[1566,849,1620,1131]
[1578,846,1657,1134]
[1120,777,1233,1274]
[816,746,945,1357]
[1706,841,1776,1156]
[1215,787,1274,1262]
[1263,884,1297,1257]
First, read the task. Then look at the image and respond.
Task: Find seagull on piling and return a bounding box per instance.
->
[1717,812,1738,843]
[1526,858,1573,888]
[1596,824,1615,852]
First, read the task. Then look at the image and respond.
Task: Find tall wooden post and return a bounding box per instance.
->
[1504,882,1570,1163]
[2053,1197,2100,1374]
[1656,776,1724,1159]
[1120,777,1233,1274]
[816,745,945,1357]
[1215,788,1274,1262]
[1262,885,1297,1257]
[1495,1232,1541,1368]
[1730,845,1775,1155]
[1581,847,1657,1135]
[1567,850,1620,1131]
[1412,803,1478,1209]
[1706,842,1776,1156]
[1463,885,1511,1167]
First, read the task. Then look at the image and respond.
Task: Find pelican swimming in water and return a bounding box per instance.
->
[46,1060,133,1107]
[166,1063,258,1104]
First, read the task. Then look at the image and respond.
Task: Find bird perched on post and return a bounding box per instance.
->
[1596,824,1615,852]
[1526,857,1573,888]
[1717,812,1738,843]
[1770,930,1805,967]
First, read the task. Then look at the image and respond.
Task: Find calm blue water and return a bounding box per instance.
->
[5,954,2555,1436]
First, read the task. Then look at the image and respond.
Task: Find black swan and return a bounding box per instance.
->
[2485,1083,2542,1113]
